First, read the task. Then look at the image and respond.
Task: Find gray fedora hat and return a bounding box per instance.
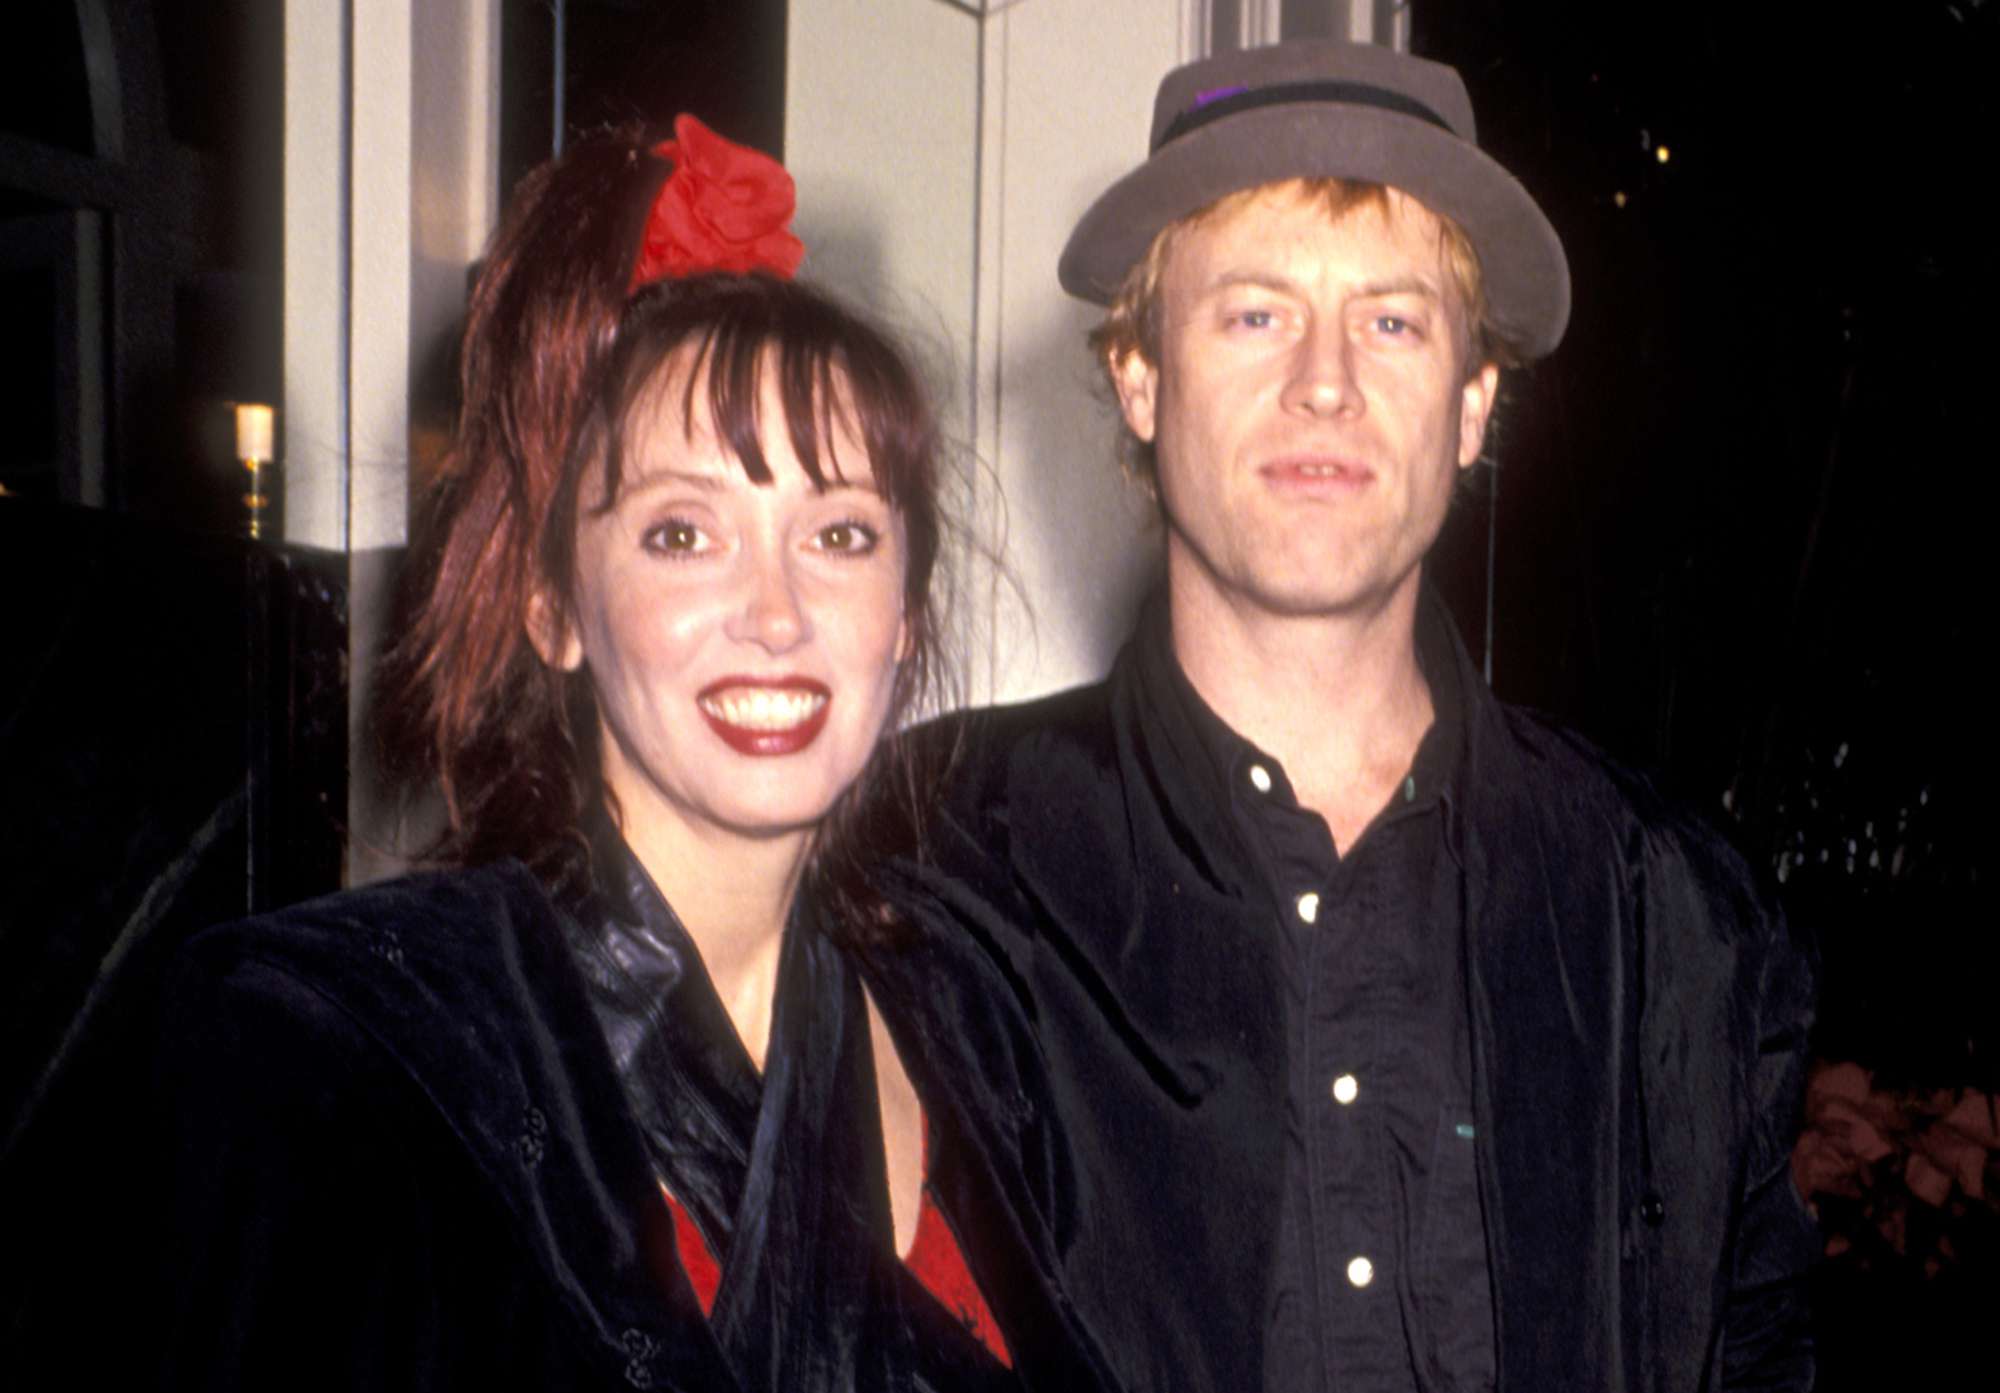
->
[1059,40,1571,360]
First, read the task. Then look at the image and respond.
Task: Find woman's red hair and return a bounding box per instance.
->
[376,130,949,918]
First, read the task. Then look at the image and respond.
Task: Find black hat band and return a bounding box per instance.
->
[1157,80,1453,153]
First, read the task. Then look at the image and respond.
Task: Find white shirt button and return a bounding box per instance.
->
[1346,1256,1374,1288]
[1331,1073,1359,1105]
[1295,892,1320,924]
[1248,764,1273,794]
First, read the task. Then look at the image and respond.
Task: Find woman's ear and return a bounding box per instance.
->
[525,588,584,672]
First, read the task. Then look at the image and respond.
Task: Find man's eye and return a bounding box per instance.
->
[814,519,880,555]
[1375,315,1417,336]
[643,520,707,555]
[1229,309,1276,330]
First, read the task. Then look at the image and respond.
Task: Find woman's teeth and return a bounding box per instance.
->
[700,687,827,730]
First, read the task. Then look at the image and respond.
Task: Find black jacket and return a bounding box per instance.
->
[858,602,1820,1393]
[8,861,1012,1392]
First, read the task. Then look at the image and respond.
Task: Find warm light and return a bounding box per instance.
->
[1656,145,1672,164]
[1614,191,1628,208]
[235,403,275,463]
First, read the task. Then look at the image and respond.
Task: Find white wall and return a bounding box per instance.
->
[788,0,1199,705]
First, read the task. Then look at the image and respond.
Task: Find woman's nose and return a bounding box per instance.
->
[725,547,810,653]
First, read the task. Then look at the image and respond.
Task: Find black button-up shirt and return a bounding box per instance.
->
[1151,609,1496,1393]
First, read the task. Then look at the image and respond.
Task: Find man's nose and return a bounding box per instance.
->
[725,546,810,653]
[1280,317,1359,418]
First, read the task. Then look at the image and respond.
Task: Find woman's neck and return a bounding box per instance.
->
[623,814,812,1073]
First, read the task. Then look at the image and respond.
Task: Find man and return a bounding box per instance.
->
[859,40,1818,1393]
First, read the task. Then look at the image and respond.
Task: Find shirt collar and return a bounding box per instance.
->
[1133,585,1473,823]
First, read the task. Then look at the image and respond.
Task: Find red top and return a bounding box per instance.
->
[899,1184,1012,1366]
[658,1128,1010,1366]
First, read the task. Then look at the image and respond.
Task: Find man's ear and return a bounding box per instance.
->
[1456,362,1501,469]
[525,588,583,672]
[1110,348,1161,445]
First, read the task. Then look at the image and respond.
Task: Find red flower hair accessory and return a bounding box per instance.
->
[628,114,806,292]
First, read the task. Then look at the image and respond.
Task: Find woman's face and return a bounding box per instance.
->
[539,354,909,859]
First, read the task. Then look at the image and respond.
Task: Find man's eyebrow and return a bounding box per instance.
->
[1356,274,1445,300]
[1196,270,1447,300]
[1200,270,1299,297]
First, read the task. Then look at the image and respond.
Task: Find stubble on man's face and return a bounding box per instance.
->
[1113,186,1499,631]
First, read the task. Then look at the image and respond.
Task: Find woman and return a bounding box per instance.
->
[134,119,1011,1390]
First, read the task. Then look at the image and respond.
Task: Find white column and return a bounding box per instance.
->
[282,0,498,552]
[282,0,349,549]
[1242,0,1282,47]
[282,0,499,882]
[411,1,501,412]
[1339,0,1411,50]
[788,0,1200,704]
[1260,1,1409,49]
[347,0,414,551]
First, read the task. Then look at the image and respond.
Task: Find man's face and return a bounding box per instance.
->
[1113,185,1499,627]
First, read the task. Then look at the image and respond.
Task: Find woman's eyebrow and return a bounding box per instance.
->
[618,468,732,495]
[815,476,888,499]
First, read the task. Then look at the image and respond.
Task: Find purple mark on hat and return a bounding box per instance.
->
[1192,84,1249,109]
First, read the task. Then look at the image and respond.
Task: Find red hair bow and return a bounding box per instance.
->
[629,114,806,292]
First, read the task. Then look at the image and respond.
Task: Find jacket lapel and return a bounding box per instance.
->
[1457,689,1632,1393]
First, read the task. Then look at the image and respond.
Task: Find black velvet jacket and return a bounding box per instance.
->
[29,857,1012,1392]
[857,598,1821,1393]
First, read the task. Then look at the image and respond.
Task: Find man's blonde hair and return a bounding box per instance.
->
[1089,178,1523,486]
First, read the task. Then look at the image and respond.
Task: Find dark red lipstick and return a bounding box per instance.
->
[697,676,832,756]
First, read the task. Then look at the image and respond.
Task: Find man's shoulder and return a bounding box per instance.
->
[1475,696,1772,913]
[881,680,1130,907]
[1479,698,1665,811]
[923,677,1122,748]
[911,679,1124,813]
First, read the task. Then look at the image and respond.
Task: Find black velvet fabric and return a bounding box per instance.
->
[858,594,1821,1393]
[6,858,1016,1392]
[554,826,1010,1389]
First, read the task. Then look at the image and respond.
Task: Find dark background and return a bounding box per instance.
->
[1412,5,1997,1381]
[1416,0,1992,1088]
[3,1,1991,1384]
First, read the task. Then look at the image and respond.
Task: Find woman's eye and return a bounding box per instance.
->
[1374,314,1420,338]
[813,519,880,555]
[643,519,708,555]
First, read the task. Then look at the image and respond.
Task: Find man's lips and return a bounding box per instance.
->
[1258,454,1374,491]
[697,677,831,756]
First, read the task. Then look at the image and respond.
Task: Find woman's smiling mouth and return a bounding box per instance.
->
[698,678,832,755]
